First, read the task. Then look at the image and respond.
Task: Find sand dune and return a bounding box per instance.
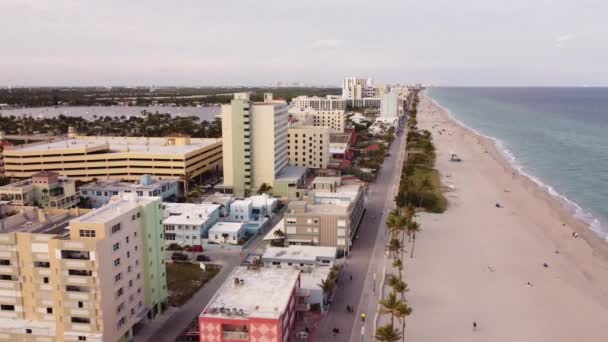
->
[404,94,608,341]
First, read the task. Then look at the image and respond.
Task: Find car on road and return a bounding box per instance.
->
[184,245,203,252]
[196,254,211,262]
[171,252,189,261]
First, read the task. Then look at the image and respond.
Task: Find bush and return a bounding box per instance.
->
[167,243,183,251]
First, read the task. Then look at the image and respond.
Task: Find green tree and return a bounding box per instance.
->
[407,221,421,258]
[375,324,401,342]
[379,292,402,327]
[396,301,413,342]
[257,183,273,195]
[386,238,403,260]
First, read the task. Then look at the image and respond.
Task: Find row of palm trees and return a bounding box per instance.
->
[375,92,422,342]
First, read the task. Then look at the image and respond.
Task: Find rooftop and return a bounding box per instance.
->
[330,133,352,144]
[262,246,337,263]
[163,202,220,226]
[0,206,88,235]
[80,178,177,192]
[7,136,220,155]
[73,194,157,224]
[208,221,245,234]
[275,165,307,182]
[200,266,300,320]
[203,192,234,207]
[248,194,278,207]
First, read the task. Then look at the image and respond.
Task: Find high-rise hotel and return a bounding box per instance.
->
[221,93,305,198]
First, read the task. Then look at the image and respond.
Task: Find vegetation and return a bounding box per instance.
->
[270,229,285,247]
[318,264,342,306]
[166,262,220,306]
[394,94,447,212]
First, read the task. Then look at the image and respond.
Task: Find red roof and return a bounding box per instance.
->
[363,144,381,152]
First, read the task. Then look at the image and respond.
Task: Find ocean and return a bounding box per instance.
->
[427,87,608,240]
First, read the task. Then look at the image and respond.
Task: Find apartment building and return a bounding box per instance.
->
[80,174,180,208]
[222,93,305,198]
[291,95,346,111]
[3,134,222,184]
[0,170,79,208]
[377,90,401,126]
[0,195,167,342]
[283,177,365,254]
[162,203,220,246]
[342,77,374,100]
[289,108,345,133]
[287,125,331,169]
[198,266,302,342]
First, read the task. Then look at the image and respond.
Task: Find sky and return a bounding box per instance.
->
[1,0,607,86]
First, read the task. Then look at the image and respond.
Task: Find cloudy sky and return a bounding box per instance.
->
[1,0,606,86]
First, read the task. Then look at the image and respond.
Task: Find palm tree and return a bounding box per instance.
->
[407,221,421,258]
[396,302,413,342]
[386,238,402,260]
[375,324,401,342]
[392,258,403,280]
[318,278,335,303]
[257,183,273,195]
[379,292,402,327]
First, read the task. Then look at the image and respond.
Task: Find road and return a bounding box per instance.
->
[315,117,408,342]
[133,249,240,342]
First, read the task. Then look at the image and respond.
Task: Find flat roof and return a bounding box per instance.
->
[330,133,351,143]
[73,195,157,224]
[248,194,278,207]
[7,136,220,155]
[275,165,306,181]
[208,221,245,234]
[80,178,177,192]
[200,266,300,320]
[263,246,337,262]
[163,202,220,226]
[203,193,234,206]
[0,207,86,234]
[299,267,331,292]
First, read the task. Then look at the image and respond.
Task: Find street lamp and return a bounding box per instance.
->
[361,325,365,342]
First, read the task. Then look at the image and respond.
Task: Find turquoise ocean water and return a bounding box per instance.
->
[427,87,608,240]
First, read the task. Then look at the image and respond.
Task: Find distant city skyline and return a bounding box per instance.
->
[1,0,606,87]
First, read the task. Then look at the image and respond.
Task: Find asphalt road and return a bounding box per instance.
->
[315,119,408,342]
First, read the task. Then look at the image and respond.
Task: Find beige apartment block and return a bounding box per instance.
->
[221,93,291,197]
[289,108,346,133]
[291,95,346,111]
[0,195,167,342]
[287,125,332,169]
[3,134,222,184]
[0,171,79,209]
[283,177,365,254]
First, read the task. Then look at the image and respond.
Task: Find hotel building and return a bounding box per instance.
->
[377,90,401,126]
[0,171,79,209]
[287,125,331,169]
[222,93,305,198]
[289,108,345,133]
[290,95,346,111]
[3,134,222,184]
[198,266,303,342]
[283,177,365,254]
[0,195,167,342]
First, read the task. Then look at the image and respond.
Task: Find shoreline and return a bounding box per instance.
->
[403,93,608,341]
[425,92,607,241]
[423,92,608,264]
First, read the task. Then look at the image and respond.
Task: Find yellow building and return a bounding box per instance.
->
[289,108,346,133]
[3,134,222,183]
[0,171,79,208]
[0,195,167,342]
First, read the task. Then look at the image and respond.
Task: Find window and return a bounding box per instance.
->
[114,273,122,282]
[111,223,121,234]
[78,301,84,308]
[118,316,126,327]
[78,337,87,341]
[116,287,124,297]
[81,190,88,195]
[113,242,120,251]
[114,258,121,267]
[34,261,50,268]
[286,218,297,224]
[46,307,53,314]
[71,317,91,324]
[0,304,15,311]
[0,260,9,266]
[26,329,32,334]
[79,229,96,238]
[43,277,49,284]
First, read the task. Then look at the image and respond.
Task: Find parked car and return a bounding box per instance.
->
[196,254,211,262]
[171,252,189,261]
[184,245,203,252]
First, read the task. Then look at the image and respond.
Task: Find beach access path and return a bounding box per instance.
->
[401,94,608,342]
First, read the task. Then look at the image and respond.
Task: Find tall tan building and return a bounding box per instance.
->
[287,125,332,169]
[289,108,346,133]
[221,93,293,197]
[0,195,167,342]
[3,135,222,184]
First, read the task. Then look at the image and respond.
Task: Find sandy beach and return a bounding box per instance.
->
[404,93,608,341]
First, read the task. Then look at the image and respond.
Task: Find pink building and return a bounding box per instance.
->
[199,266,303,342]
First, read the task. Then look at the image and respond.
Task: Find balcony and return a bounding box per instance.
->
[62,259,94,269]
[223,331,249,340]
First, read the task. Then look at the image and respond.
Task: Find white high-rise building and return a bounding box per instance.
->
[378,90,400,126]
[342,77,374,100]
